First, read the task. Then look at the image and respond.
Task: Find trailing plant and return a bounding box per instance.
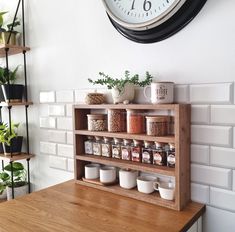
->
[0,65,19,84]
[0,162,27,190]
[0,11,20,33]
[0,122,19,146]
[88,70,153,93]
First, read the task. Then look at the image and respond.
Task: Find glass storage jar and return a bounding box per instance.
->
[112,138,122,159]
[167,143,175,168]
[101,137,112,157]
[146,116,168,136]
[131,140,142,162]
[87,114,107,131]
[121,139,132,160]
[84,136,93,155]
[142,141,153,164]
[93,136,102,156]
[153,142,167,166]
[126,109,145,134]
[108,109,126,132]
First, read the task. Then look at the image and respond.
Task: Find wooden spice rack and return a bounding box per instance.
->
[73,104,190,211]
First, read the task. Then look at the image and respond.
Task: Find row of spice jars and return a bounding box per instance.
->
[87,109,174,136]
[84,136,175,168]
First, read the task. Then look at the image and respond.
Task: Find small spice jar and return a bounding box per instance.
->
[127,109,145,134]
[153,142,167,166]
[146,116,168,136]
[101,137,112,157]
[112,138,122,159]
[131,140,142,162]
[142,141,153,164]
[167,143,175,168]
[93,136,102,156]
[121,139,132,160]
[108,109,126,132]
[84,136,93,155]
[87,114,107,131]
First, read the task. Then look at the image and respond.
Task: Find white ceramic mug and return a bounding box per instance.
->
[144,82,174,104]
[153,181,175,200]
[119,169,138,189]
[100,166,117,184]
[85,164,101,179]
[137,176,157,194]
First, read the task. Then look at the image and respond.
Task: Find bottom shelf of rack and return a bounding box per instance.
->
[76,179,177,210]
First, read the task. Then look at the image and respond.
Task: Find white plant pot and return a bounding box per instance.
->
[111,83,135,104]
[7,184,28,200]
[0,189,7,200]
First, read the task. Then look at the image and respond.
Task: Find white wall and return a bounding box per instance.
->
[1,0,235,231]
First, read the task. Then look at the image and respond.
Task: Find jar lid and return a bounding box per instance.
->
[133,139,142,146]
[146,115,168,122]
[104,137,111,142]
[87,114,106,119]
[86,92,104,96]
[151,81,174,84]
[144,141,153,147]
[169,143,175,149]
[95,136,102,141]
[155,142,165,148]
[123,139,131,145]
[87,136,93,140]
[114,138,122,144]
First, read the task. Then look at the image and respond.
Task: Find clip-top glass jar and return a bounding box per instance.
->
[101,137,112,157]
[153,142,167,166]
[87,114,107,131]
[167,143,175,168]
[131,140,142,162]
[112,138,122,159]
[93,136,102,156]
[126,110,145,134]
[146,116,168,136]
[84,136,93,155]
[121,139,132,160]
[142,141,153,164]
[108,109,126,132]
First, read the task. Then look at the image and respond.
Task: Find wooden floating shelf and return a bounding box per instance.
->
[75,130,175,143]
[77,154,175,176]
[74,104,182,110]
[0,44,30,57]
[0,153,35,162]
[0,101,33,107]
[76,179,176,210]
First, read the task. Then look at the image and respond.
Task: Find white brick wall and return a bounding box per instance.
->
[39,82,235,218]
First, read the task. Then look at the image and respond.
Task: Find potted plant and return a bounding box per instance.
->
[0,11,21,45]
[0,171,10,200]
[88,71,153,104]
[4,162,28,200]
[0,65,24,103]
[0,122,23,155]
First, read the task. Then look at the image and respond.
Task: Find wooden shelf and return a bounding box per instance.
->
[0,44,30,57]
[76,179,176,210]
[0,101,33,107]
[0,153,35,162]
[77,154,175,176]
[75,130,175,143]
[74,103,181,110]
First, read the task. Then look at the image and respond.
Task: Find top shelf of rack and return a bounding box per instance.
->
[0,44,30,57]
[74,104,187,110]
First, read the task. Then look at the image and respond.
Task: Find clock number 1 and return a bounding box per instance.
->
[143,0,152,11]
[131,0,136,10]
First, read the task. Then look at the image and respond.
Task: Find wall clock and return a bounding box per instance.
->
[102,0,207,43]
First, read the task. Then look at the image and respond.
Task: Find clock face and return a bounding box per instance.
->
[103,0,186,30]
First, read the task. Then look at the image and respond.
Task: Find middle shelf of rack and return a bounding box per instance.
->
[0,153,35,162]
[75,130,175,143]
[76,154,175,176]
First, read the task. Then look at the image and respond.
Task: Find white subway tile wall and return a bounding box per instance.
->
[40,82,235,218]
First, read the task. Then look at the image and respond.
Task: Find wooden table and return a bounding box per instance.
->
[0,180,205,232]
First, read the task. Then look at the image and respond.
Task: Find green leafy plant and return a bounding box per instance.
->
[0,122,19,146]
[0,11,20,33]
[0,162,27,192]
[0,65,19,84]
[88,70,153,93]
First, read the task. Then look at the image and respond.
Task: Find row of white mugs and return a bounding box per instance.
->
[85,164,175,201]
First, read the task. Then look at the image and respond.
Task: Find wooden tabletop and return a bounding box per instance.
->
[0,180,205,232]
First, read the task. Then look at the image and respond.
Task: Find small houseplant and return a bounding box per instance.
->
[0,11,21,45]
[3,162,28,200]
[0,65,24,102]
[88,71,153,104]
[0,171,9,200]
[0,122,23,155]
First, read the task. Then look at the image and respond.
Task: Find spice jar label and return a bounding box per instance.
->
[167,154,175,165]
[142,152,151,163]
[122,149,131,160]
[113,148,121,158]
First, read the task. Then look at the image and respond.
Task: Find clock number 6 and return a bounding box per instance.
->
[143,0,152,11]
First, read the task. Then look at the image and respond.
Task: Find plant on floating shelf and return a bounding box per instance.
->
[0,65,19,85]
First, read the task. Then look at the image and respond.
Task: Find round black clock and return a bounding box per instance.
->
[102,0,207,43]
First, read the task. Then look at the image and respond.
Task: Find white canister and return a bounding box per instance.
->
[137,176,157,194]
[144,82,174,104]
[85,164,101,179]
[100,166,116,184]
[119,169,138,189]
